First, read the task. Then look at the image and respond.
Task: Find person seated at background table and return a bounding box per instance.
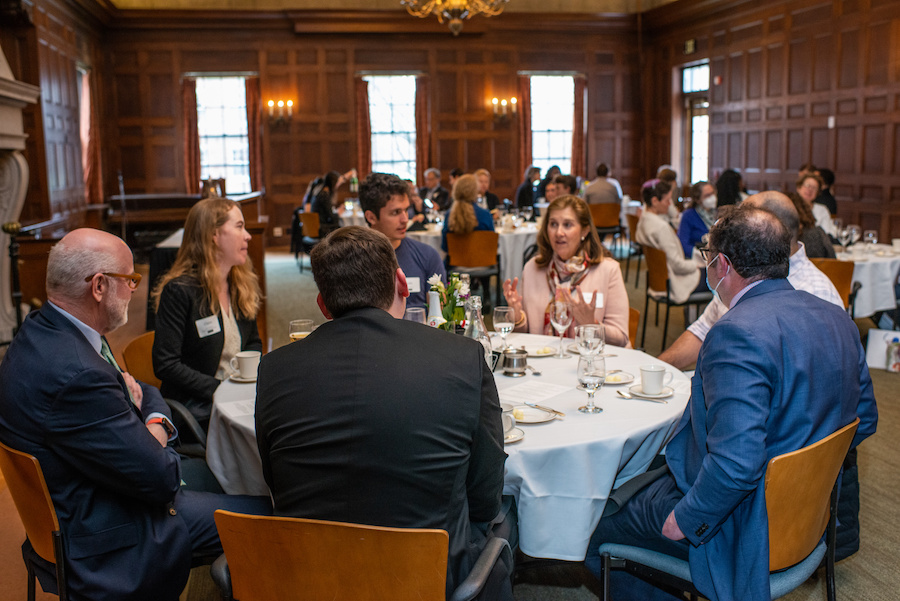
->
[584,162,622,205]
[536,165,561,201]
[311,169,355,236]
[794,172,837,240]
[448,167,464,191]
[634,179,706,303]
[441,173,495,252]
[503,195,630,347]
[362,172,446,309]
[403,179,427,231]
[657,166,683,229]
[515,164,541,209]
[543,180,559,204]
[419,166,451,211]
[152,197,262,430]
[788,184,836,258]
[475,167,501,211]
[677,181,717,258]
[0,228,271,601]
[553,174,578,197]
[585,204,877,601]
[254,226,515,600]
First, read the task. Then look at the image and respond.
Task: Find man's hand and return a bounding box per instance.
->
[121,372,143,409]
[662,510,685,541]
[146,423,168,447]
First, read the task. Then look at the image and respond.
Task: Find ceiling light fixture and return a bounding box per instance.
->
[401,0,509,36]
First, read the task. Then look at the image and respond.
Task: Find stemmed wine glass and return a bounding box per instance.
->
[838,227,851,254]
[848,225,861,247]
[492,306,515,351]
[576,324,604,357]
[577,355,606,414]
[549,301,573,359]
[523,206,534,222]
[863,230,878,246]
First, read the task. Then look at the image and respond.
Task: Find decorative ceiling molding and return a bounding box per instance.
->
[106,0,678,13]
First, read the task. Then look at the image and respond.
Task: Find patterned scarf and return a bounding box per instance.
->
[543,254,590,336]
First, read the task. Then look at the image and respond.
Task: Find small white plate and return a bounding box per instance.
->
[510,405,556,424]
[627,384,674,400]
[504,427,525,444]
[526,346,557,358]
[500,402,515,413]
[605,372,634,385]
[229,374,257,383]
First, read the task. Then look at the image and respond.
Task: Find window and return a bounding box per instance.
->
[530,75,574,175]
[681,64,710,184]
[366,75,417,180]
[196,77,251,194]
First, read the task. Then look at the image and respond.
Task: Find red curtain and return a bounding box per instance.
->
[517,75,532,182]
[182,79,200,194]
[355,78,372,178]
[571,75,587,179]
[245,77,263,193]
[415,76,430,186]
[80,70,103,204]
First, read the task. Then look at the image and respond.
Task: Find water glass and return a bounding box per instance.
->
[404,307,427,324]
[848,225,861,246]
[577,355,605,414]
[549,301,573,358]
[289,319,314,342]
[575,324,604,356]
[863,230,878,246]
[493,306,515,350]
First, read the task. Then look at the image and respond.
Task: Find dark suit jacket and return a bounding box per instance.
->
[255,307,506,596]
[153,275,261,425]
[0,304,190,601]
[667,279,877,600]
[419,185,451,211]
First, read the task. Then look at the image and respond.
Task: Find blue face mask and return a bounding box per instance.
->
[705,253,728,302]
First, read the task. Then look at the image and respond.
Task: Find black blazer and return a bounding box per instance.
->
[255,307,506,597]
[153,275,261,425]
[419,185,451,211]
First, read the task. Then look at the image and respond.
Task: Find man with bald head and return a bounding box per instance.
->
[658,190,842,370]
[0,228,270,601]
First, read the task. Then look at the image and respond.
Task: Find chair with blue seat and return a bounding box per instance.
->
[596,417,860,601]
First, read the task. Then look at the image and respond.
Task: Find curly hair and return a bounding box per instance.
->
[359,172,409,218]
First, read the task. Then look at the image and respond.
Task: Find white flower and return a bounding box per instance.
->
[427,273,443,289]
[458,282,470,298]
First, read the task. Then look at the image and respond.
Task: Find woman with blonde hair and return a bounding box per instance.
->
[152,196,262,428]
[502,195,630,347]
[441,173,494,251]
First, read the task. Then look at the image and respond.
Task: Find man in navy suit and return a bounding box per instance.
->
[585,206,877,600]
[0,228,270,601]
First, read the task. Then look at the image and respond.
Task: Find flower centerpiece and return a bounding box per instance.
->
[428,272,469,331]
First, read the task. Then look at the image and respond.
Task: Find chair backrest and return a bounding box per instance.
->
[642,245,670,294]
[300,212,320,238]
[122,331,161,389]
[628,307,639,348]
[214,510,449,601]
[764,417,859,571]
[447,231,500,267]
[625,212,640,242]
[809,258,854,309]
[589,203,620,228]
[0,441,60,563]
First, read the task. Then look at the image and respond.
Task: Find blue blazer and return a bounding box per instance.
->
[666,279,877,601]
[0,304,191,601]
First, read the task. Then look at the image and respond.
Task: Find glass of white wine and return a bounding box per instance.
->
[289,319,314,342]
[493,306,515,350]
[577,355,606,414]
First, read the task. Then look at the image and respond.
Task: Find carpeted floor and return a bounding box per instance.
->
[1,249,897,601]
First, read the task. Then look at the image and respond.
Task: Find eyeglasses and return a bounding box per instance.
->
[84,272,142,289]
[697,245,712,262]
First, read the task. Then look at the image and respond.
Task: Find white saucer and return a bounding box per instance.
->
[504,427,525,444]
[627,384,674,400]
[526,346,557,358]
[229,374,257,383]
[605,372,634,385]
[510,405,556,424]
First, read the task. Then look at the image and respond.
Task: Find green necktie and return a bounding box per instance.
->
[100,337,136,406]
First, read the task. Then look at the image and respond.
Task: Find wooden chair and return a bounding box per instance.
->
[624,213,643,288]
[210,511,511,601]
[640,245,713,353]
[297,212,321,273]
[597,417,860,601]
[628,307,640,350]
[0,440,68,601]
[810,258,861,317]
[447,231,501,309]
[589,203,623,259]
[122,331,207,457]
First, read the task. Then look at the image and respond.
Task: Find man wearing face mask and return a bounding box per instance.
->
[677,181,717,258]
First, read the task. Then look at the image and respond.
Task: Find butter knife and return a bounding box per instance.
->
[525,402,565,417]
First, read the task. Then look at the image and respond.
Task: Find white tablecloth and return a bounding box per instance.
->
[206,332,689,561]
[408,224,539,284]
[838,244,900,318]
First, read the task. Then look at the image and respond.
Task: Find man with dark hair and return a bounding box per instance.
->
[817,168,837,215]
[419,167,451,210]
[553,174,578,196]
[584,162,622,205]
[585,206,877,600]
[359,172,445,309]
[254,226,515,600]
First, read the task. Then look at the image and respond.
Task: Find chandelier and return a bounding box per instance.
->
[401,0,509,36]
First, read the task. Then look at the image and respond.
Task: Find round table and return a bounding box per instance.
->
[206,332,689,561]
[836,244,900,318]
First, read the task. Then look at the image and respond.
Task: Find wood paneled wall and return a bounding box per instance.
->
[644,0,900,240]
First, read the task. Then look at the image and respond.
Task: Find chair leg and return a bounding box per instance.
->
[601,552,611,601]
[634,254,642,288]
[662,306,671,352]
[641,294,651,349]
[27,560,35,601]
[655,302,660,326]
[624,248,631,281]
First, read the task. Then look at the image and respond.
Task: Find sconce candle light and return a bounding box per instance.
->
[491,96,517,118]
[267,99,294,122]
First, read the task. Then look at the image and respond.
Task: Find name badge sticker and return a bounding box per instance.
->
[582,291,604,308]
[195,315,221,338]
[407,277,421,294]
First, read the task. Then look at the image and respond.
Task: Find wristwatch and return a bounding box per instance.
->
[147,416,175,437]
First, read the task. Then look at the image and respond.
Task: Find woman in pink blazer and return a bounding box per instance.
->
[502,195,631,347]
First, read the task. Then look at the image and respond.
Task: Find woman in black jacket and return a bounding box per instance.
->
[152,196,262,429]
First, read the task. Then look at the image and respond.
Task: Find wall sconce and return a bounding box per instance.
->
[491,96,517,119]
[266,99,293,123]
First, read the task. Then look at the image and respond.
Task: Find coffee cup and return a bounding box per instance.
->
[892,238,900,252]
[230,350,261,380]
[640,365,673,395]
[501,408,517,435]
